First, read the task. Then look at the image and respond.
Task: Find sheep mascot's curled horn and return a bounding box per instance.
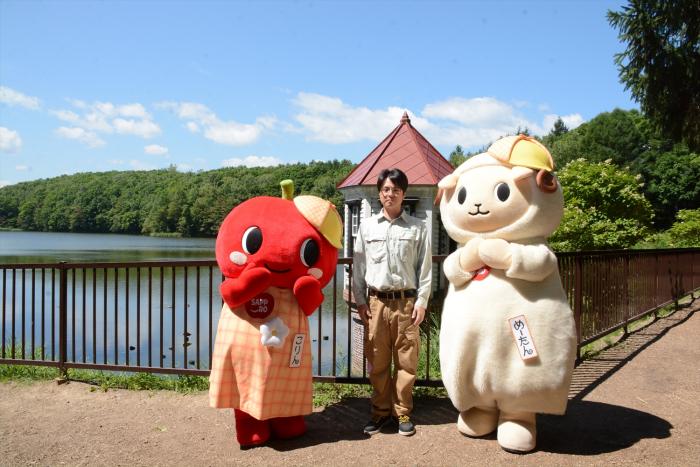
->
[437,135,576,453]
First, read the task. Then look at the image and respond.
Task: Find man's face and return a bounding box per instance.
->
[379,178,405,214]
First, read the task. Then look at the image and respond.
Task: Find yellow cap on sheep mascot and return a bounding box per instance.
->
[487,134,555,172]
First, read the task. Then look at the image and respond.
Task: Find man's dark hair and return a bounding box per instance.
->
[376,168,408,192]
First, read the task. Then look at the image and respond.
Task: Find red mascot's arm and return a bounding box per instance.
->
[293,275,324,316]
[220,263,272,309]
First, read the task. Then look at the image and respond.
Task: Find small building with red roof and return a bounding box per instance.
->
[337,111,454,259]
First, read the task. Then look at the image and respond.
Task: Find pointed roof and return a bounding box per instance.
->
[337,111,454,188]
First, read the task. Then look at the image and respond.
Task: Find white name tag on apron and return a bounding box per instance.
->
[508,315,538,361]
[289,333,305,368]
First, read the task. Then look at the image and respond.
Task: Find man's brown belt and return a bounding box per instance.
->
[368,289,417,300]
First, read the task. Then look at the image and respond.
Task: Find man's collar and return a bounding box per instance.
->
[377,209,406,223]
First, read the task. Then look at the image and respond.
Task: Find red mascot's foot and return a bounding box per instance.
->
[270,415,307,439]
[234,409,270,448]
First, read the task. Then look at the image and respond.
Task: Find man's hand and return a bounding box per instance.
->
[357,303,371,325]
[412,306,426,326]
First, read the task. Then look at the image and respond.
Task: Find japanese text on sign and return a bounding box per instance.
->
[289,333,305,368]
[508,315,538,361]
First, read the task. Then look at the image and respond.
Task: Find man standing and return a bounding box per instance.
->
[353,168,432,436]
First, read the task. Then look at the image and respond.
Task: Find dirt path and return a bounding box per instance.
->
[2,304,699,466]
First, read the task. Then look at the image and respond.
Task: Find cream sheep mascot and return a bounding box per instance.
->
[437,135,576,453]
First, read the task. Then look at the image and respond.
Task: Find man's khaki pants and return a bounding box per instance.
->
[364,295,420,417]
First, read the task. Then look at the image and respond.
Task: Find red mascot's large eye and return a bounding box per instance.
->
[300,238,319,267]
[242,226,263,254]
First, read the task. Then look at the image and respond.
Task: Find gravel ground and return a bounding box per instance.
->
[1,303,699,466]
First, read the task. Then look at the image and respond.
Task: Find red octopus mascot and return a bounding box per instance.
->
[209,180,342,448]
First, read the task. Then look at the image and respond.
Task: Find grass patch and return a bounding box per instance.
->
[578,290,697,359]
[312,382,372,407]
[68,370,209,393]
[0,362,60,382]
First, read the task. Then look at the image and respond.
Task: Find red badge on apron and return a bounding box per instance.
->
[473,266,491,281]
[244,293,275,319]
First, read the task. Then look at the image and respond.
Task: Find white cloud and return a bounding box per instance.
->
[0,86,40,110]
[0,180,12,188]
[0,127,22,153]
[144,144,169,156]
[50,100,160,147]
[290,92,587,149]
[542,113,585,133]
[113,118,160,138]
[423,97,517,126]
[291,92,413,144]
[222,155,284,168]
[292,93,544,147]
[15,164,30,171]
[158,101,275,146]
[420,97,545,147]
[55,127,105,148]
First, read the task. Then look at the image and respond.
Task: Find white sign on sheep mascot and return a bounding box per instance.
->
[437,135,576,453]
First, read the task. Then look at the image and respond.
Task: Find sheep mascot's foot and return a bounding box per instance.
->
[457,406,498,437]
[234,409,270,449]
[270,415,307,439]
[497,411,536,453]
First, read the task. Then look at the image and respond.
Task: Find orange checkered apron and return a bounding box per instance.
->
[209,286,313,420]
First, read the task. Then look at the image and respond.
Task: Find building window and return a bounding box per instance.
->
[351,204,360,236]
[346,200,361,257]
[402,198,418,216]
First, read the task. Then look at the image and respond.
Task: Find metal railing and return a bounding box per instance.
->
[1,248,698,385]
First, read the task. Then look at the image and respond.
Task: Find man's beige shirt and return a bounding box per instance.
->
[352,210,432,309]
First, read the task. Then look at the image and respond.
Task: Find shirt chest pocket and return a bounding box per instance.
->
[396,230,418,259]
[365,234,387,263]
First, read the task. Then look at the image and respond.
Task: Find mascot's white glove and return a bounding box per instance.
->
[478,238,513,270]
[260,317,290,348]
[459,237,484,272]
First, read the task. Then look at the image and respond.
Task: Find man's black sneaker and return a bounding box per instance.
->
[397,415,416,436]
[363,415,391,435]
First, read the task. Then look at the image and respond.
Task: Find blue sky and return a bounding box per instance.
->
[0,0,635,187]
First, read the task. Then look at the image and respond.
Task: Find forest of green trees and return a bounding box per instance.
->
[0,160,354,238]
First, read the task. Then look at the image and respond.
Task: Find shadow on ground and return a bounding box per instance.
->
[267,397,458,451]
[267,304,694,453]
[537,400,671,455]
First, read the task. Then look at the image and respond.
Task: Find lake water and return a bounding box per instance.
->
[0,231,353,376]
[0,231,216,263]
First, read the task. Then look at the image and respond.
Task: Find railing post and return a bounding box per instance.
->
[574,255,583,363]
[57,262,68,382]
[623,254,630,337]
[654,252,660,319]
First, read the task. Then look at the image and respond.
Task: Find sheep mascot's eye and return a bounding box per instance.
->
[457,187,467,204]
[495,183,510,202]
